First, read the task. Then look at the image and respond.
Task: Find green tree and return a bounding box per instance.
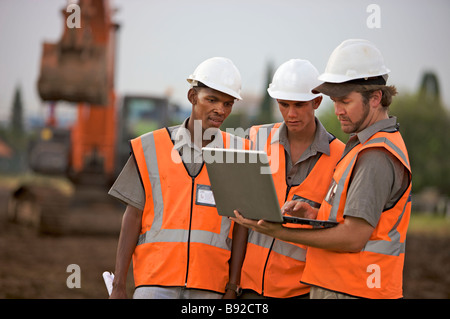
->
[10,85,25,138]
[390,71,450,195]
[5,85,28,172]
[254,61,275,126]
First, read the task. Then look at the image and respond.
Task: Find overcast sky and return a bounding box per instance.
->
[1,0,449,122]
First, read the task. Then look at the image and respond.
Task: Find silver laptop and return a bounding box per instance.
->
[202,147,338,228]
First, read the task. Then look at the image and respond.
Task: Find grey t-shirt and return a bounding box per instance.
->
[275,118,335,187]
[342,117,411,227]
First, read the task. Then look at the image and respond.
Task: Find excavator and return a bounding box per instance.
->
[8,0,179,234]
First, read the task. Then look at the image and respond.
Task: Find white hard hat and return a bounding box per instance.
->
[267,59,322,101]
[318,39,390,83]
[187,57,242,100]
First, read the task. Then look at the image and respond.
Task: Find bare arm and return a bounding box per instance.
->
[109,205,143,299]
[223,223,248,299]
[231,210,374,253]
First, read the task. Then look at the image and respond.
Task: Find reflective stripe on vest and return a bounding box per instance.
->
[361,193,411,256]
[247,231,307,262]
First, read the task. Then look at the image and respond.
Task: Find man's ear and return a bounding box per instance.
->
[312,96,323,109]
[370,90,382,108]
[188,88,198,105]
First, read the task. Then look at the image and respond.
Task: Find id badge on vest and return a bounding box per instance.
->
[195,184,216,207]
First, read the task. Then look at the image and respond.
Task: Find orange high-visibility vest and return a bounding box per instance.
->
[301,129,412,299]
[240,123,345,298]
[131,127,250,293]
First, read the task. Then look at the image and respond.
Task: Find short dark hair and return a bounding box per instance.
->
[192,81,209,90]
[195,81,208,88]
[356,85,398,108]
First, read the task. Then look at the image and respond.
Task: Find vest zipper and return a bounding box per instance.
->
[185,177,195,287]
[261,184,292,295]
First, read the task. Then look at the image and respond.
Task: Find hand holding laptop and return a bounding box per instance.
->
[231,200,322,235]
[230,210,285,238]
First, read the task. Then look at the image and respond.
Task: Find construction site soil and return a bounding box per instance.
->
[0,187,449,299]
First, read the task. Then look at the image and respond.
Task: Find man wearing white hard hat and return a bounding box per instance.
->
[232,59,345,299]
[108,57,250,299]
[232,40,412,299]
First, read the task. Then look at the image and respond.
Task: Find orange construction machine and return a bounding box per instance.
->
[36,0,119,186]
[8,0,180,234]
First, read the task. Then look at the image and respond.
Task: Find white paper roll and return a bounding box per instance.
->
[102,271,115,296]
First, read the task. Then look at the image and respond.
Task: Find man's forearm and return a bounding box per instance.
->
[223,223,248,299]
[268,216,374,253]
[112,205,143,291]
[232,211,374,253]
[228,223,248,284]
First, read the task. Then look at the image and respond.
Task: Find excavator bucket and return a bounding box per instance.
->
[37,0,116,106]
[37,42,108,105]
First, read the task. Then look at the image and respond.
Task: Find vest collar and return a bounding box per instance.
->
[352,116,398,145]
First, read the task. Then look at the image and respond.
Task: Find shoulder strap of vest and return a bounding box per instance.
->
[361,131,410,171]
[328,134,345,154]
[128,138,145,194]
[129,131,162,199]
[250,122,282,151]
[221,130,251,150]
[327,131,337,143]
[165,126,174,145]
[221,130,230,149]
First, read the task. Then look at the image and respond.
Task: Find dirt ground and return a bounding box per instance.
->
[0,186,135,299]
[0,187,449,299]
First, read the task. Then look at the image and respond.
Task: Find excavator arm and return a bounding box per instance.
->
[35,0,119,185]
